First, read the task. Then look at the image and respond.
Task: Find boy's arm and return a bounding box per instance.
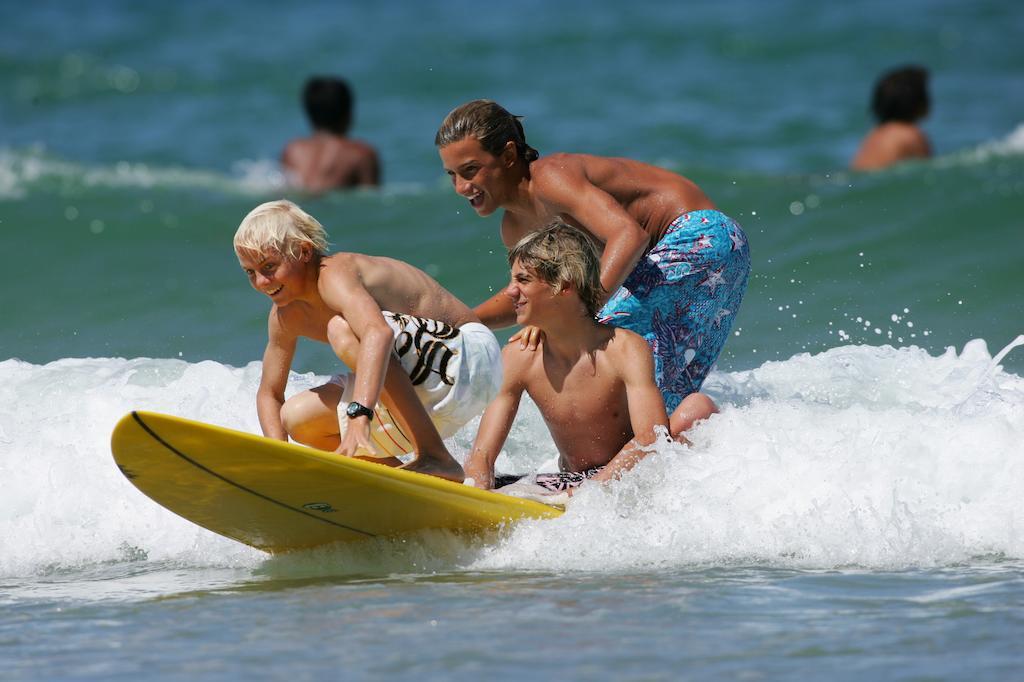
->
[473,291,517,330]
[591,333,669,483]
[318,261,395,455]
[473,221,520,330]
[465,347,527,489]
[256,312,298,441]
[531,161,649,303]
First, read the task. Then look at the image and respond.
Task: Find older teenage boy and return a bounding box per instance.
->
[234,199,501,481]
[436,100,750,435]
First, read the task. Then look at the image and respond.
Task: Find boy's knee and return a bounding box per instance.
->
[279,396,304,438]
[686,392,719,418]
[669,392,719,438]
[280,392,319,439]
[279,383,344,448]
[326,316,358,357]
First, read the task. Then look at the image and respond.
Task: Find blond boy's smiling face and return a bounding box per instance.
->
[237,245,311,306]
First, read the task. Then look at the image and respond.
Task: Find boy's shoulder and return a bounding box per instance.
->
[529,152,582,182]
[314,251,366,290]
[320,250,374,273]
[604,324,646,348]
[870,123,930,159]
[320,250,354,264]
[340,136,378,158]
[604,326,653,365]
[500,339,538,367]
[500,337,551,377]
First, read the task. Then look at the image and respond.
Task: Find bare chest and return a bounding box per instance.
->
[526,358,634,470]
[527,359,629,428]
[278,304,335,344]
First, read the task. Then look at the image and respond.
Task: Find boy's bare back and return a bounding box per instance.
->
[500,152,716,251]
[275,252,476,341]
[282,135,380,192]
[851,122,931,171]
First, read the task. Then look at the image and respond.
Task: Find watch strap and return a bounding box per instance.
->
[346,401,374,420]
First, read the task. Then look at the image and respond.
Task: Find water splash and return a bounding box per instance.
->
[1,339,1021,579]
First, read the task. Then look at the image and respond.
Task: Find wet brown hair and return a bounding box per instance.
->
[508,220,605,318]
[435,99,539,163]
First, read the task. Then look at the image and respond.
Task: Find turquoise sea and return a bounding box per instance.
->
[2,1,1023,679]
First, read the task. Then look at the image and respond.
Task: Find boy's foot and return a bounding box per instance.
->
[354,455,404,468]
[401,454,465,483]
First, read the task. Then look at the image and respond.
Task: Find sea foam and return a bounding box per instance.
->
[1,337,1021,578]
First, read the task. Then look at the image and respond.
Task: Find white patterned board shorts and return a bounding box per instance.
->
[330,311,502,458]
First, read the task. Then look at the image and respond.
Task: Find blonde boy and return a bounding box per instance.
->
[234,200,501,481]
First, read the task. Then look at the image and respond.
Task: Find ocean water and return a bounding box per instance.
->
[2,1,1023,679]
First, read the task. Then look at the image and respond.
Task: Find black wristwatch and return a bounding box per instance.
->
[345,401,374,421]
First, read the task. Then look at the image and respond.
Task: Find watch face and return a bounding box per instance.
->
[346,402,371,419]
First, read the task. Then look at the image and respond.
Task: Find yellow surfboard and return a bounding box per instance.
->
[110,411,562,554]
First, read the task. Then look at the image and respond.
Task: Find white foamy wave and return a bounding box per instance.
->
[1,339,1021,578]
[0,148,290,199]
[0,147,437,201]
[988,123,1024,154]
[938,122,1024,167]
[0,357,325,577]
[474,337,1024,571]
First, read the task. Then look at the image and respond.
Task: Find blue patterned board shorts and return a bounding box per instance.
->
[597,210,750,412]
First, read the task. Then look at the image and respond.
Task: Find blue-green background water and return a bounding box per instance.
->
[2,1,1023,679]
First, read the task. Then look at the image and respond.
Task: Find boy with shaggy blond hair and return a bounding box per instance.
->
[234,199,501,481]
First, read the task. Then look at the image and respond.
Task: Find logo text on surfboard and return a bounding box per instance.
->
[302,502,337,513]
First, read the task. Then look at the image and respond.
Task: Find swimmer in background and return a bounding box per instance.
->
[282,76,381,192]
[851,65,932,171]
[436,99,750,436]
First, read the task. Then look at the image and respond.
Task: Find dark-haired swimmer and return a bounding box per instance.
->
[436,99,750,432]
[282,76,381,192]
[852,65,932,170]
